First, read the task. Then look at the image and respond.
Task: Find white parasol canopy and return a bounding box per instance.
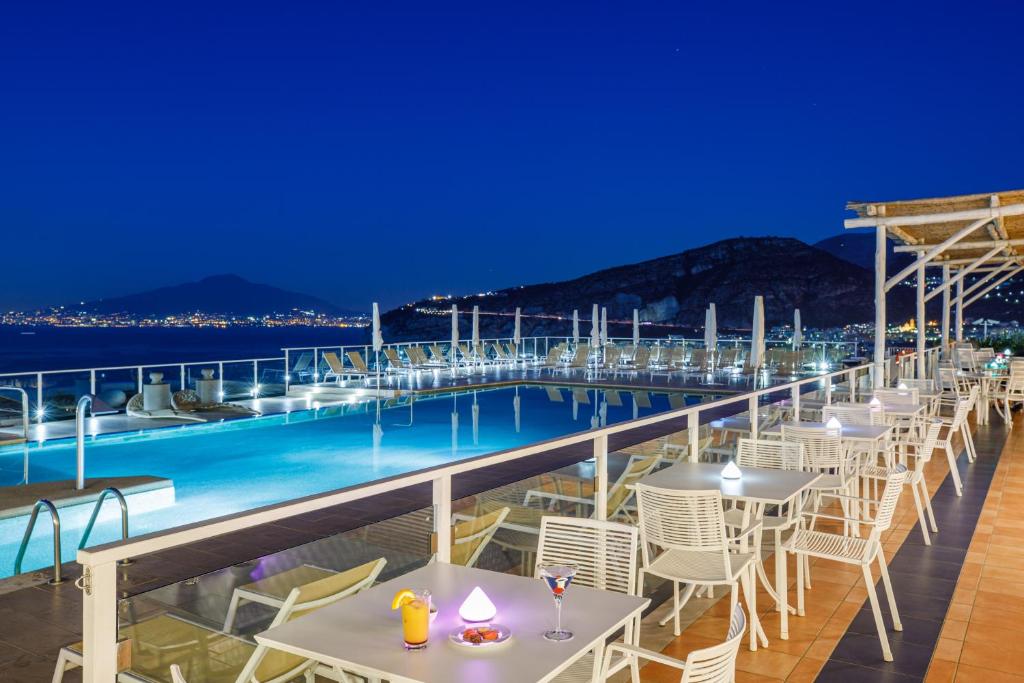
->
[704,304,717,352]
[750,296,766,368]
[793,308,803,349]
[513,307,521,347]
[472,305,480,351]
[572,310,580,345]
[590,304,599,348]
[600,307,608,346]
[632,309,640,346]
[450,305,459,363]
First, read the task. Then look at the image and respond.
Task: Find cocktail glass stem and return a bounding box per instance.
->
[555,596,562,634]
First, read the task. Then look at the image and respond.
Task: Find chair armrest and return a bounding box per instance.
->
[523,489,594,508]
[730,519,763,540]
[803,511,877,526]
[824,492,882,506]
[602,643,687,671]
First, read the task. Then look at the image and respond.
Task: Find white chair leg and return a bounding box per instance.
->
[223,591,242,632]
[877,554,902,632]
[910,482,931,545]
[51,650,72,683]
[921,480,939,533]
[795,551,805,617]
[861,563,894,662]
[944,443,964,496]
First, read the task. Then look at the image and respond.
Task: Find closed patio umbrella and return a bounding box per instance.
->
[591,304,599,349]
[472,305,480,354]
[572,310,580,345]
[513,307,521,355]
[600,307,608,346]
[450,305,459,364]
[633,309,640,347]
[704,304,717,354]
[751,296,766,369]
[793,308,803,350]
[372,302,383,390]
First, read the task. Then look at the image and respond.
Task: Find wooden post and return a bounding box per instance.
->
[594,435,608,519]
[432,475,452,563]
[874,223,887,388]
[955,277,964,342]
[916,260,926,378]
[941,264,951,357]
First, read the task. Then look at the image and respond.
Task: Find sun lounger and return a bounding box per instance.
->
[323,351,368,383]
[171,390,260,416]
[125,393,205,422]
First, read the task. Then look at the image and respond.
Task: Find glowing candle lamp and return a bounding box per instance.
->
[721,460,742,480]
[459,586,497,623]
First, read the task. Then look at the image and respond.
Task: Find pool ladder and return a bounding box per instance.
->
[14,487,132,582]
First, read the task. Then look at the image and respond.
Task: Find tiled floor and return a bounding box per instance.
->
[637,410,1011,682]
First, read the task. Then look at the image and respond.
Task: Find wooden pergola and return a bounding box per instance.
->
[845,189,1024,385]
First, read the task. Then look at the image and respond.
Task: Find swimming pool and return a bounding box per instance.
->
[0,385,700,576]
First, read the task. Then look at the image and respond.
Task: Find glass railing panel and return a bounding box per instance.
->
[116,500,437,681]
[95,367,139,412]
[40,370,91,421]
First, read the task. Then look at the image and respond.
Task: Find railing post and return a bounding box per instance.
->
[81,559,118,683]
[313,348,320,382]
[847,368,857,401]
[432,475,452,563]
[253,360,259,397]
[180,364,186,392]
[749,395,759,439]
[36,373,43,424]
[89,369,96,396]
[284,349,290,393]
[825,374,833,405]
[594,434,608,519]
[688,412,699,463]
[791,383,801,421]
[217,362,224,398]
[136,367,143,395]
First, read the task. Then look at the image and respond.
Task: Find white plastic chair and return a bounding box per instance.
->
[784,465,909,662]
[781,424,855,526]
[723,439,806,613]
[873,387,920,404]
[933,389,977,496]
[634,484,763,650]
[535,516,640,682]
[866,419,941,544]
[599,603,746,683]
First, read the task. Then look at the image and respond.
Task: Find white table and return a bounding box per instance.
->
[255,562,649,683]
[763,421,892,449]
[632,462,821,643]
[961,370,1008,425]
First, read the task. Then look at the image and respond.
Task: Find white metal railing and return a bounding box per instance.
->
[0,336,859,427]
[72,344,933,682]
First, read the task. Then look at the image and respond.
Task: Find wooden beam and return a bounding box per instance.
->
[955,260,1015,304]
[845,202,1024,229]
[941,263,951,353]
[923,245,1004,302]
[894,238,1024,253]
[884,217,993,292]
[874,224,887,388]
[964,266,1024,309]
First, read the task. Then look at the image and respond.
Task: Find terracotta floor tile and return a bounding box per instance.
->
[935,636,964,663]
[925,659,958,682]
[960,638,1024,674]
[955,662,1024,682]
[784,656,825,682]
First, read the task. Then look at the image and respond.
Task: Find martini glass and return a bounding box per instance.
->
[539,563,578,641]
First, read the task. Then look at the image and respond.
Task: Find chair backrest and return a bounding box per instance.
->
[606,455,660,517]
[291,351,312,373]
[872,465,909,534]
[681,603,746,683]
[429,344,447,362]
[322,351,345,374]
[570,344,590,366]
[897,378,935,392]
[874,387,920,404]
[491,343,507,359]
[736,438,803,470]
[690,348,706,367]
[535,517,639,595]
[915,420,943,466]
[634,484,732,578]
[239,557,387,683]
[780,424,843,473]
[633,345,651,369]
[956,348,976,371]
[383,348,405,367]
[450,507,509,567]
[346,351,369,373]
[605,346,622,367]
[822,402,884,426]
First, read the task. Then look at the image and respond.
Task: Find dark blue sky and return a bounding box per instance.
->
[2,1,1023,311]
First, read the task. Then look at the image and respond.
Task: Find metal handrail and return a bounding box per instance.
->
[78,488,131,565]
[76,395,92,490]
[0,385,30,439]
[14,499,64,583]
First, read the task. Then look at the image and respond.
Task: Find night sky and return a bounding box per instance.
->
[3,1,1023,312]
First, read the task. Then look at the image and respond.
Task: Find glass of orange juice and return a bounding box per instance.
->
[399,590,431,649]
